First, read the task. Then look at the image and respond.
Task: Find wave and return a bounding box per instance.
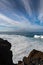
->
[34,35,43,39]
[0,34,43,63]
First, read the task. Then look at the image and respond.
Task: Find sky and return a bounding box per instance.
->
[0,0,43,32]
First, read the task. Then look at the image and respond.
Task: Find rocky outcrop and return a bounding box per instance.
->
[0,38,14,65]
[0,38,43,65]
[17,50,43,65]
[23,49,43,65]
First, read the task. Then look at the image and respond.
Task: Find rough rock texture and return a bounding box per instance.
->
[23,49,43,65]
[0,38,43,65]
[18,61,24,65]
[0,38,15,65]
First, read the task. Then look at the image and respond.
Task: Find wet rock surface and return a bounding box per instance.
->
[0,38,43,65]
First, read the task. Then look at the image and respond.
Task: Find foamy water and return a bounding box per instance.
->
[34,35,43,39]
[0,34,43,63]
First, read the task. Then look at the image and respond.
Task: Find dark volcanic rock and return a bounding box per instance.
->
[0,38,11,50]
[23,57,29,65]
[0,38,14,65]
[27,49,43,65]
[18,61,24,65]
[23,49,43,65]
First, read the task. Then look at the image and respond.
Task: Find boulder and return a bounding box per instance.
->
[0,38,14,65]
[27,49,43,65]
[0,38,11,50]
[23,49,43,65]
[18,61,24,65]
[23,57,29,65]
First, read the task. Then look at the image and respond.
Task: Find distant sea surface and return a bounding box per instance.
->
[0,32,43,63]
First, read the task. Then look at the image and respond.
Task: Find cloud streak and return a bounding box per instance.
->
[0,14,43,32]
[22,0,32,16]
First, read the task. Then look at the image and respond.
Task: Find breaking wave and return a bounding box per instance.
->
[34,35,43,39]
[0,34,43,63]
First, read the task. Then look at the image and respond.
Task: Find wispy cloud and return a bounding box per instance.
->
[22,0,32,16]
[0,14,43,32]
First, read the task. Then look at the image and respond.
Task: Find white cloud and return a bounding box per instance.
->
[0,13,43,32]
[22,0,32,16]
[0,14,20,26]
[38,0,43,23]
[0,0,17,13]
[38,13,43,25]
[0,14,31,28]
[39,0,43,14]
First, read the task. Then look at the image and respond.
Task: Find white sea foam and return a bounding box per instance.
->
[0,34,43,63]
[34,35,43,39]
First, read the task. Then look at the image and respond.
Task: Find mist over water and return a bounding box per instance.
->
[0,34,43,63]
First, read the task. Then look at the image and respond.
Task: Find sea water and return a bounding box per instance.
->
[0,34,43,63]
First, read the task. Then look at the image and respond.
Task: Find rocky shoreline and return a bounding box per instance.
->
[0,38,43,65]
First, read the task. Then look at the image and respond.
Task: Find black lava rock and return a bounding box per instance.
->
[0,38,15,65]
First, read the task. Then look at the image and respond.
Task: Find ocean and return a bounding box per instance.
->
[0,33,43,63]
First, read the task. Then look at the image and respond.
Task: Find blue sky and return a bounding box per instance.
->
[0,0,43,32]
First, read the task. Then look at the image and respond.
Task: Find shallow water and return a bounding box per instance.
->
[0,34,43,63]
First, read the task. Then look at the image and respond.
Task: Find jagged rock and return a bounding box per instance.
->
[0,38,14,65]
[18,61,24,65]
[23,49,43,65]
[23,57,29,65]
[28,49,43,65]
[0,38,11,50]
